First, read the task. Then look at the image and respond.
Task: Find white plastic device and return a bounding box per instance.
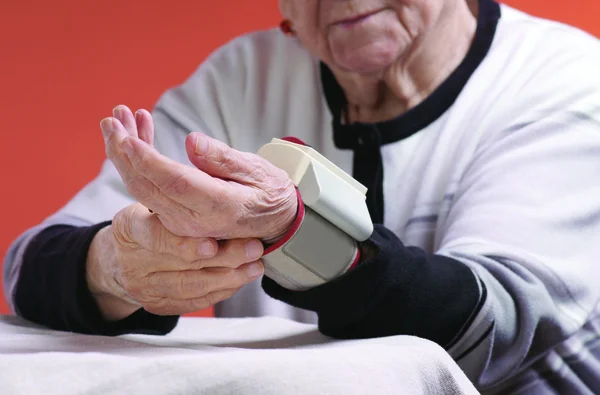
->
[257,138,374,290]
[258,138,373,241]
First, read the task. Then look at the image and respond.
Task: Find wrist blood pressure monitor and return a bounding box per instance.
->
[257,138,373,291]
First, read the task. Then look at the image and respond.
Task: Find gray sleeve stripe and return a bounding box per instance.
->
[456,322,494,362]
[404,215,439,227]
[504,109,600,134]
[444,272,487,350]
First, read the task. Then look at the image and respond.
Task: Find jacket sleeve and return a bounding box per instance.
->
[264,103,600,390]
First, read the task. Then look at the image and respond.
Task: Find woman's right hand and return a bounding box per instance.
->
[85,202,265,321]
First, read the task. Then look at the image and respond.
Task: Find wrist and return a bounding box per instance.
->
[86,226,113,295]
[262,187,300,244]
[86,226,139,321]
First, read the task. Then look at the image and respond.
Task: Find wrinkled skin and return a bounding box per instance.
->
[87,202,266,320]
[101,106,298,241]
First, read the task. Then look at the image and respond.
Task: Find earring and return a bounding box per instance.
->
[280,19,296,37]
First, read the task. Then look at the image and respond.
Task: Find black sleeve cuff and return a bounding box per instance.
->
[262,224,483,348]
[14,222,179,336]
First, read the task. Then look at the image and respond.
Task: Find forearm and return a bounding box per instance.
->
[262,225,483,346]
[11,222,179,336]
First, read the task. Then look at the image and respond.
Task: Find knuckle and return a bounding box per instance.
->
[235,269,251,286]
[119,268,145,292]
[150,223,168,253]
[219,149,236,168]
[146,272,169,288]
[219,268,239,285]
[221,239,246,261]
[190,258,206,270]
[265,180,294,206]
[182,249,199,264]
[139,273,171,298]
[177,273,189,295]
[243,155,267,178]
[194,275,210,296]
[234,204,252,229]
[171,237,194,262]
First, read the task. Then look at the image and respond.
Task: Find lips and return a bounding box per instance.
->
[334,9,383,27]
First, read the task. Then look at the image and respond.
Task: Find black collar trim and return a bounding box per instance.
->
[321,0,502,149]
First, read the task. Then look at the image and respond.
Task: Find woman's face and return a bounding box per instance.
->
[280,0,442,75]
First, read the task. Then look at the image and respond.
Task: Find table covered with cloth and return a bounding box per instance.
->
[0,315,479,394]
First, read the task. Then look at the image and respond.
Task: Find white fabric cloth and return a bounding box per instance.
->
[4,1,600,393]
[0,315,478,395]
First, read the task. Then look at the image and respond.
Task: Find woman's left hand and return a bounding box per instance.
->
[100,105,298,241]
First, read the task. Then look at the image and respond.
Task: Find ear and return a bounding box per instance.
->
[279,0,292,18]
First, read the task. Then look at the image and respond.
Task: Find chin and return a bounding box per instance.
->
[334,43,401,75]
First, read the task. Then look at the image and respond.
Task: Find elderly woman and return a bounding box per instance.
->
[4,0,600,393]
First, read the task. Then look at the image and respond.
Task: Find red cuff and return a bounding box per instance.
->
[348,248,361,271]
[281,136,308,146]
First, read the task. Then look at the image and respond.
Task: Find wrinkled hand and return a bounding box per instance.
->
[87,203,265,320]
[100,105,298,241]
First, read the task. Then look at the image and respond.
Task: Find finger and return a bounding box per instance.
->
[144,261,264,300]
[197,238,264,269]
[124,203,218,261]
[113,105,138,138]
[101,116,137,186]
[101,119,178,215]
[144,287,241,316]
[135,109,154,146]
[186,132,268,184]
[124,136,230,207]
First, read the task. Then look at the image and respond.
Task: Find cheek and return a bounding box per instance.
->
[287,2,328,58]
[394,0,441,31]
[295,27,329,62]
[398,0,443,27]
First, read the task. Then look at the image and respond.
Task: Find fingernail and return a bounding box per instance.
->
[245,240,263,260]
[194,134,209,156]
[113,107,122,119]
[100,118,113,133]
[134,111,142,121]
[199,241,214,257]
[122,139,134,158]
[246,262,264,278]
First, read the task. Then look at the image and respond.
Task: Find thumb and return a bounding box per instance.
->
[185,132,262,184]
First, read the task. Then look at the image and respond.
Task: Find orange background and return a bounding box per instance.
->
[1,1,599,316]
